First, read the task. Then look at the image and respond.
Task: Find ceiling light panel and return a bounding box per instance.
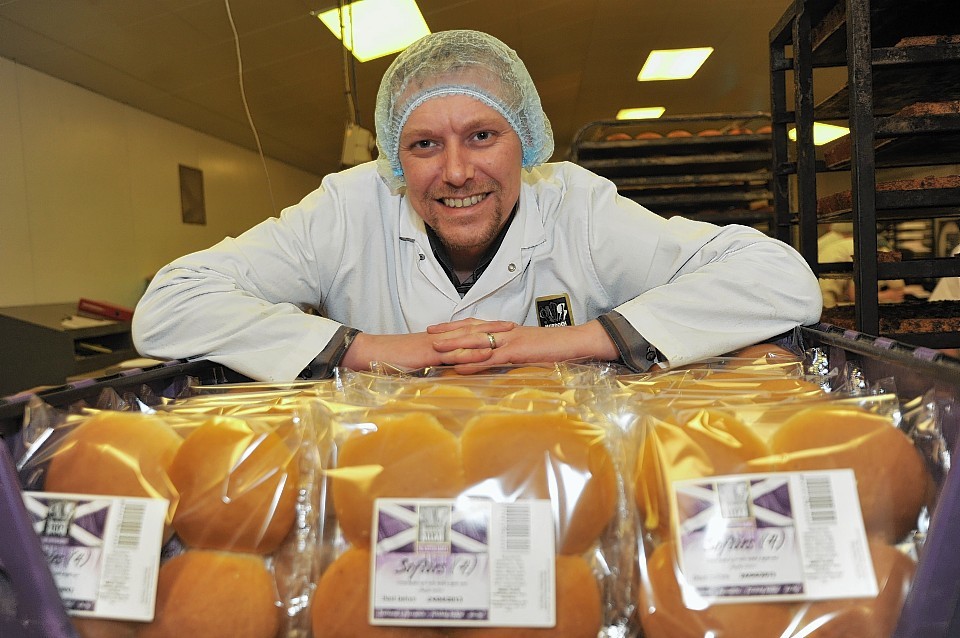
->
[316,0,430,62]
[616,107,666,120]
[637,47,714,81]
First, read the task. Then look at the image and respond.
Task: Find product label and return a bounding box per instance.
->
[673,469,877,604]
[370,498,556,627]
[23,491,167,621]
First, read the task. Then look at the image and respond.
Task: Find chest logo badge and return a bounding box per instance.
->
[536,294,574,327]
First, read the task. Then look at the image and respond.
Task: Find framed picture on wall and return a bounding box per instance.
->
[179,164,206,225]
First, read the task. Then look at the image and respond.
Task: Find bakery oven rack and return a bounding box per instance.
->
[769,0,960,348]
[569,113,778,232]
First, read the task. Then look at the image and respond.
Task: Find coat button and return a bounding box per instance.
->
[419,254,425,261]
[508,263,517,272]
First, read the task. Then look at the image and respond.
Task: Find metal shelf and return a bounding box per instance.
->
[570,113,776,230]
[769,0,960,346]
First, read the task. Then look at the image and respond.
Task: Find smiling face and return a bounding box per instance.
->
[398,94,523,271]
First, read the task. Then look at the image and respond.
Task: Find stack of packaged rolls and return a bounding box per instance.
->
[620,343,935,638]
[17,404,318,638]
[12,340,947,638]
[309,363,633,637]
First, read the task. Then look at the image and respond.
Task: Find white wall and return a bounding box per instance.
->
[0,57,321,310]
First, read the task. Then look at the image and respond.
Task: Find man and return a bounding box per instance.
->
[132,30,822,381]
[817,223,855,308]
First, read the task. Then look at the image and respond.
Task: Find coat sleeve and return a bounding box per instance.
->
[579,171,823,366]
[132,183,350,382]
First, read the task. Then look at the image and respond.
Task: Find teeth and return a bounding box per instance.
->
[442,193,486,208]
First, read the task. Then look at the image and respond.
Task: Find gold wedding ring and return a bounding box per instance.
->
[486,332,498,349]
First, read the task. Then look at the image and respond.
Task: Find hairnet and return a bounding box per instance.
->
[374,30,554,190]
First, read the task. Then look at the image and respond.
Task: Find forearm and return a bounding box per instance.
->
[610,231,822,366]
[132,263,337,381]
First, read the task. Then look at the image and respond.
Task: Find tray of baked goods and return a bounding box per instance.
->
[571,113,774,223]
[816,174,960,222]
[823,101,960,170]
[806,0,958,62]
[2,325,960,638]
[814,34,960,120]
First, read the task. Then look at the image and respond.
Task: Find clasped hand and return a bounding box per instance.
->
[341,318,618,373]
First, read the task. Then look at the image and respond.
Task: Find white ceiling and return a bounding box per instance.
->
[0,0,797,177]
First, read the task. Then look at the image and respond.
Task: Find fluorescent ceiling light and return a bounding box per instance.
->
[316,0,430,62]
[788,122,850,145]
[616,107,666,120]
[638,47,714,81]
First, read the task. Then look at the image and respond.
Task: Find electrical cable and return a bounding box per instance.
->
[224,0,278,215]
[338,0,360,126]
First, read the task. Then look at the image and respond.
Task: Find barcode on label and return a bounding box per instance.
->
[803,475,836,523]
[116,501,146,549]
[502,504,531,552]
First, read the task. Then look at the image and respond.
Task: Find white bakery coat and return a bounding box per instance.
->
[132,161,822,381]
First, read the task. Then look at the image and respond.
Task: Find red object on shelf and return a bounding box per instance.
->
[77,298,134,322]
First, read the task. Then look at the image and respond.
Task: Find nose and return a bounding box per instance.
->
[442,143,473,186]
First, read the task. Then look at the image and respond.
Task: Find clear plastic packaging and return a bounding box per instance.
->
[310,402,634,637]
[628,389,936,638]
[15,404,321,638]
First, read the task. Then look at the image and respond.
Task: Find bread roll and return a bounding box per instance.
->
[71,618,138,638]
[139,550,278,638]
[639,541,795,638]
[666,129,693,137]
[389,383,485,410]
[604,133,633,141]
[635,131,663,139]
[44,412,181,521]
[310,547,445,637]
[727,342,801,362]
[793,540,915,638]
[496,388,570,411]
[635,408,769,541]
[448,555,601,637]
[168,416,299,554]
[769,406,930,542]
[331,411,465,547]
[460,412,617,555]
[488,366,564,389]
[691,372,823,402]
[697,129,723,136]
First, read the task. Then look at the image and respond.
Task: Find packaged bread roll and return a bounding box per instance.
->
[460,411,618,555]
[310,547,445,637]
[635,408,770,541]
[639,540,795,638]
[312,549,602,638]
[330,411,465,547]
[139,550,279,638]
[71,618,138,638]
[793,540,915,638]
[447,555,601,638]
[768,405,931,542]
[43,411,182,530]
[168,415,300,554]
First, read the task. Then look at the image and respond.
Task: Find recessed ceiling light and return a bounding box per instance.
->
[637,47,714,81]
[616,107,666,120]
[315,0,430,62]
[788,122,850,145]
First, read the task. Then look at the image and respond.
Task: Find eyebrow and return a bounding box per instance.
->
[401,114,508,142]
